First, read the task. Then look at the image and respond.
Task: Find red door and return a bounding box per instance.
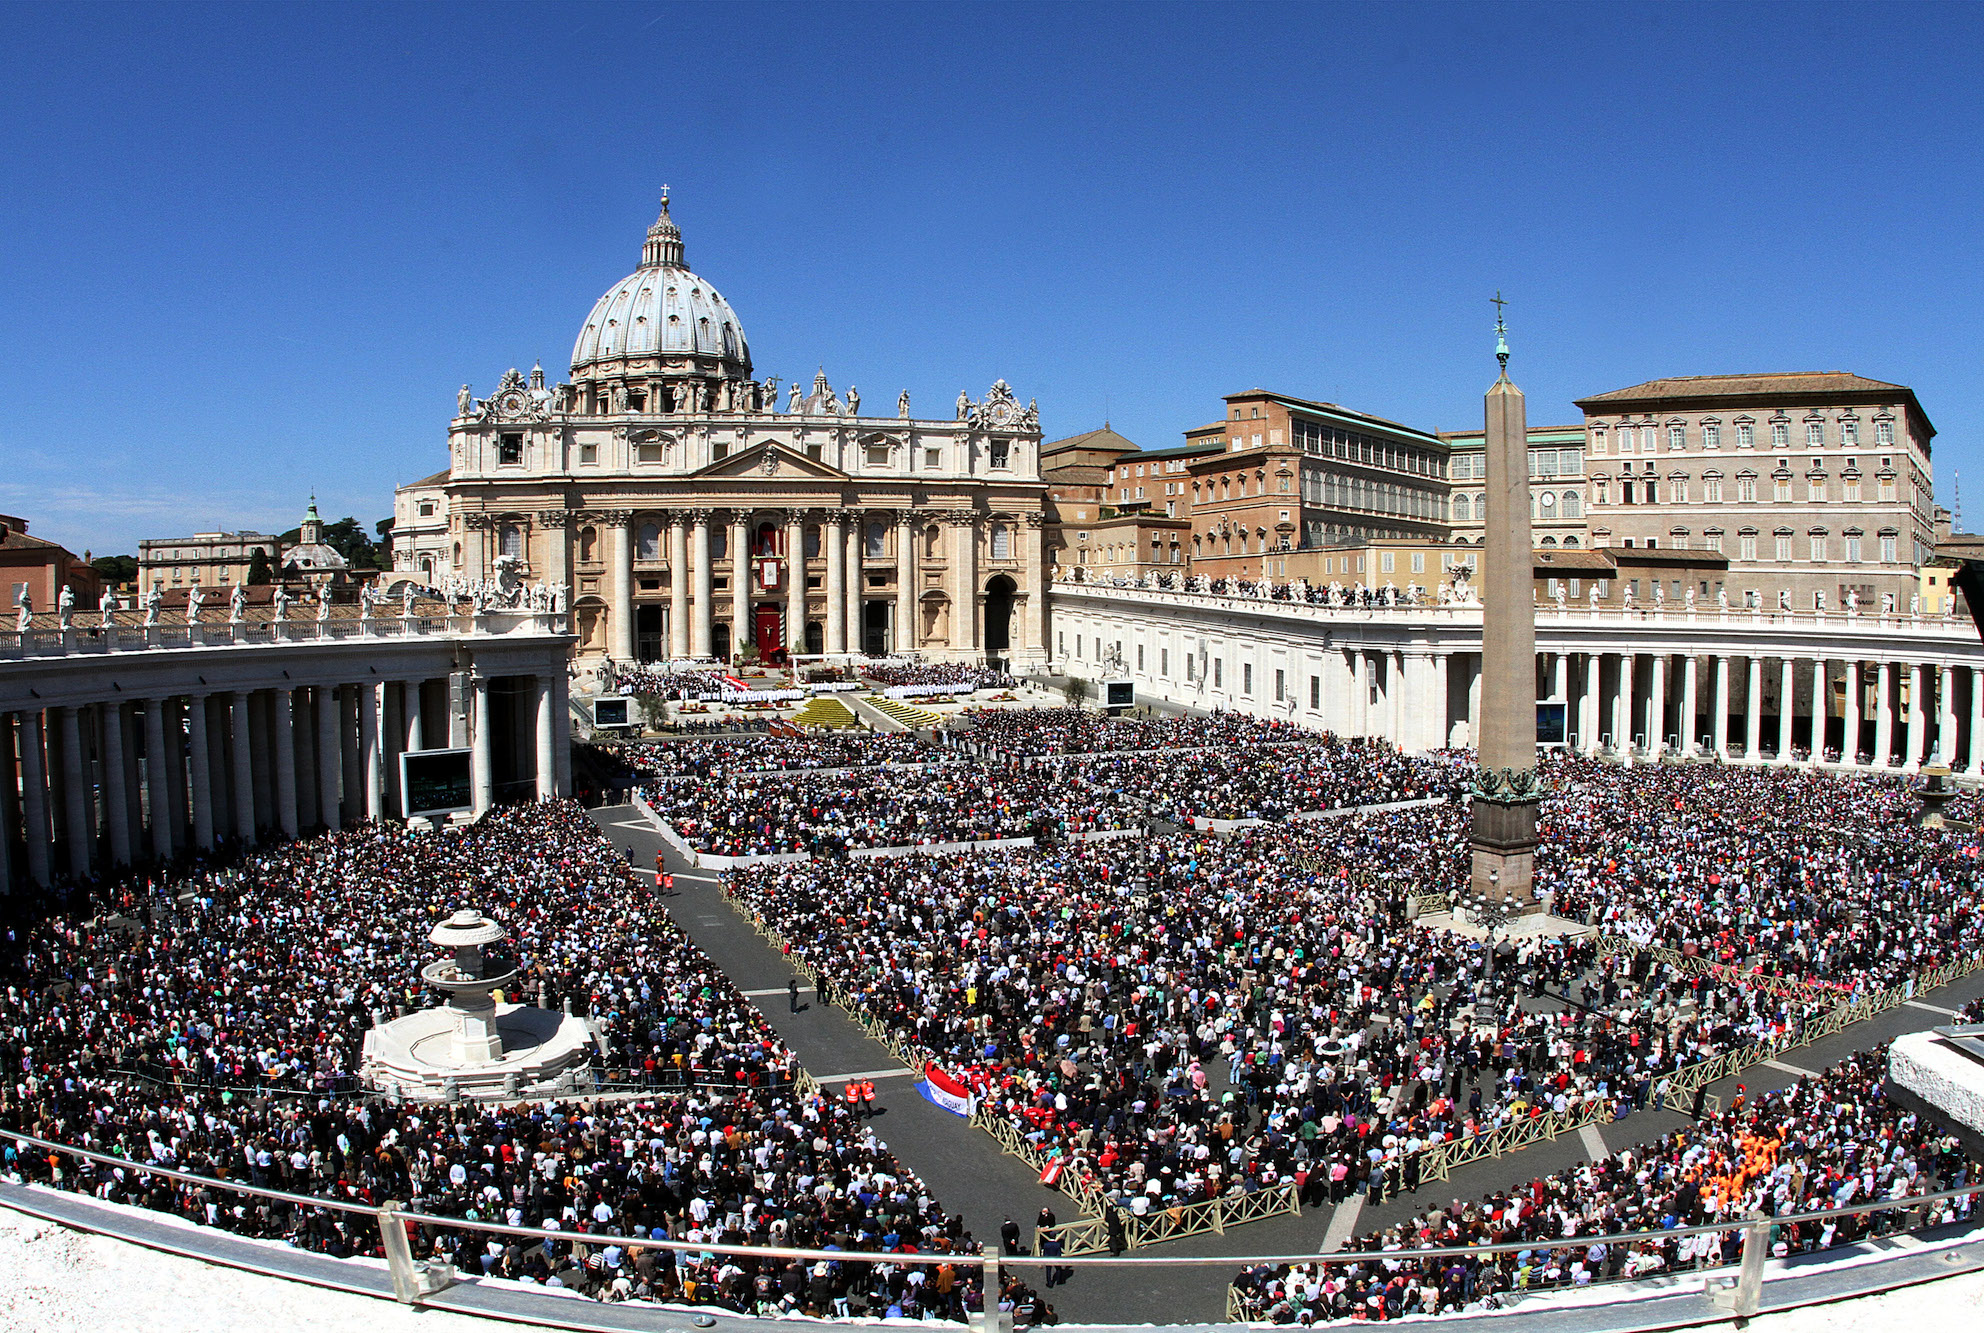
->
[754,605,784,664]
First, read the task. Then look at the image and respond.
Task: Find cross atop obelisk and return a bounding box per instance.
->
[1469,293,1542,912]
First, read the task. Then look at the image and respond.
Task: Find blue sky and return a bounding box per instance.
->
[3,1,1979,558]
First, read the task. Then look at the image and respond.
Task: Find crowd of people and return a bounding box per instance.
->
[617,733,936,781]
[1231,1022,1982,1322]
[642,765,1147,857]
[604,664,741,698]
[948,707,1317,757]
[1064,738,1457,822]
[724,754,1984,1248]
[0,802,1075,1322]
[863,663,1017,691]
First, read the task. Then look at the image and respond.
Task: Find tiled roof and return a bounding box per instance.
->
[1041,426,1140,456]
[1576,372,1910,405]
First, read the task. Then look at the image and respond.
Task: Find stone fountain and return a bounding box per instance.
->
[360,908,595,1101]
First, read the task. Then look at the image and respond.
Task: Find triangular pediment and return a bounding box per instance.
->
[690,441,851,481]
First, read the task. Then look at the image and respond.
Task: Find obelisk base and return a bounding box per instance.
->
[1469,795,1542,913]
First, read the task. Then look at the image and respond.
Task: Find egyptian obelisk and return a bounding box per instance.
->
[1469,297,1541,910]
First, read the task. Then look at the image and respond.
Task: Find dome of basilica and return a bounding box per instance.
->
[570,190,751,381]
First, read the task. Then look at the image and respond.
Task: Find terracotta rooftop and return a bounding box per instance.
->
[1576,372,1910,404]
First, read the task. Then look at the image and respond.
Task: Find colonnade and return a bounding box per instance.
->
[1048,584,1984,773]
[1541,649,1984,772]
[579,504,1041,664]
[0,670,570,889]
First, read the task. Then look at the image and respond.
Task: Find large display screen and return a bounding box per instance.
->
[1536,701,1568,747]
[1104,680,1135,709]
[401,747,473,819]
[593,697,629,727]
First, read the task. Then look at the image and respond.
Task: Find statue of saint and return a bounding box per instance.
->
[317,584,332,621]
[788,381,804,414]
[845,386,859,417]
[230,582,246,622]
[14,588,29,633]
[271,584,290,621]
[186,583,205,619]
[898,389,911,418]
[956,389,971,420]
[99,587,118,622]
[458,383,473,416]
[144,584,162,626]
[57,585,74,629]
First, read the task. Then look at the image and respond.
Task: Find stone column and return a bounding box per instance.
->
[1939,664,1957,766]
[1742,657,1762,759]
[844,516,863,655]
[824,509,847,655]
[690,510,713,659]
[1843,662,1862,766]
[1348,650,1366,736]
[1617,653,1636,756]
[895,511,916,653]
[1712,656,1731,757]
[55,706,89,876]
[952,511,979,652]
[272,689,298,838]
[316,685,340,829]
[163,700,188,854]
[360,682,383,821]
[728,512,749,665]
[379,681,402,817]
[19,712,52,885]
[100,701,133,865]
[666,514,689,660]
[230,693,256,842]
[1904,663,1924,772]
[1648,654,1667,756]
[1431,652,1451,749]
[1020,513,1046,660]
[1809,659,1829,764]
[608,515,634,662]
[0,725,11,892]
[471,673,493,815]
[1580,654,1599,754]
[186,694,214,850]
[1776,659,1796,761]
[1873,662,1894,768]
[1680,655,1699,755]
[1550,652,1568,702]
[535,674,556,799]
[1468,652,1485,747]
[1970,666,1984,776]
[539,509,571,614]
[405,678,425,751]
[144,700,172,858]
[783,511,806,655]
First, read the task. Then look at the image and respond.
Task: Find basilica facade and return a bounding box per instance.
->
[394,192,1047,667]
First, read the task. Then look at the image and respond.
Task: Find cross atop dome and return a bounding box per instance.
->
[641,184,685,268]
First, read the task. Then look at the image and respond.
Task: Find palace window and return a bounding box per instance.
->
[1842,420,1859,445]
[1807,421,1825,447]
[1771,421,1789,448]
[990,523,1011,559]
[1876,420,1894,446]
[1808,475,1827,503]
[1705,529,1725,553]
[1880,532,1898,562]
[417,501,435,517]
[990,439,1010,469]
[1668,424,1686,450]
[498,433,523,466]
[866,441,892,467]
[1702,422,1721,450]
[578,443,597,465]
[1878,473,1898,503]
[1845,531,1863,562]
[1774,474,1792,502]
[499,524,522,559]
[1810,532,1827,562]
[1737,422,1754,449]
[865,523,887,558]
[1775,530,1793,561]
[1736,473,1757,503]
[1739,529,1758,561]
[636,522,661,561]
[1562,490,1582,519]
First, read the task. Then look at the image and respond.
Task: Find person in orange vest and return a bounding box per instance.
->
[859,1079,877,1117]
[845,1080,863,1117]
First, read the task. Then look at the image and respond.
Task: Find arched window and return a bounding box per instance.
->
[710,525,727,559]
[1562,536,1579,548]
[1452,493,1470,522]
[1561,490,1582,519]
[499,524,522,558]
[578,527,598,562]
[990,523,1011,559]
[1539,535,1557,547]
[637,522,662,561]
[866,522,887,558]
[803,527,821,559]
